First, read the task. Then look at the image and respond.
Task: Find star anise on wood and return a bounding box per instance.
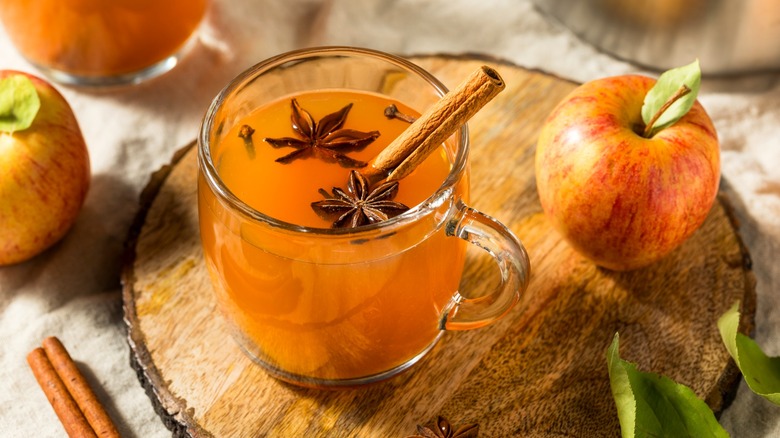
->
[311,170,410,228]
[264,98,380,167]
[407,416,479,438]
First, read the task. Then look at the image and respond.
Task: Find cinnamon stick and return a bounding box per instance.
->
[364,65,505,183]
[42,337,121,438]
[27,347,96,438]
[27,337,120,438]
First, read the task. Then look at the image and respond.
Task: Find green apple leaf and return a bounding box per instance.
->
[641,59,701,137]
[718,301,780,405]
[0,74,41,133]
[607,333,729,438]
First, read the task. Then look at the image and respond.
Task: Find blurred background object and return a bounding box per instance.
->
[533,0,780,76]
[0,0,209,86]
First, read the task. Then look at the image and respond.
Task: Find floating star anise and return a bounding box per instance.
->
[264,98,380,167]
[311,170,409,228]
[407,416,479,438]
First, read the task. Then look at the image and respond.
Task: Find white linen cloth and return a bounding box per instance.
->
[1,1,778,436]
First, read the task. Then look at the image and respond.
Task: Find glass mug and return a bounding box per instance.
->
[197,47,530,388]
[0,0,208,86]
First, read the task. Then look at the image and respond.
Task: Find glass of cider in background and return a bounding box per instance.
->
[0,0,208,86]
[197,47,530,388]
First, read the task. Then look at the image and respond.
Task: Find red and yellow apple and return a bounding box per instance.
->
[535,74,719,271]
[0,71,90,265]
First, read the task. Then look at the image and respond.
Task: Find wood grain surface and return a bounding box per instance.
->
[121,55,756,437]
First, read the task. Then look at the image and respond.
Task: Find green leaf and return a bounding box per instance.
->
[0,74,41,133]
[641,59,701,136]
[718,301,780,404]
[607,333,729,438]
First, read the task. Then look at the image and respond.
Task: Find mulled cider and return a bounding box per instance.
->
[0,0,207,85]
[198,48,530,388]
[199,89,467,382]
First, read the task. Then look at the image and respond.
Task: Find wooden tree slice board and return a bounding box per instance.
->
[122,55,756,437]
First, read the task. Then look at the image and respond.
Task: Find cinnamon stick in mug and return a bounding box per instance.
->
[365,65,505,183]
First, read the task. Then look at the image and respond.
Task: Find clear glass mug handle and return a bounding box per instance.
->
[440,200,531,330]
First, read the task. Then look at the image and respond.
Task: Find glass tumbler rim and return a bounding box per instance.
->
[197,45,470,237]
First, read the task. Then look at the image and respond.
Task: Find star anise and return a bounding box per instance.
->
[407,416,479,438]
[311,170,410,228]
[264,98,380,167]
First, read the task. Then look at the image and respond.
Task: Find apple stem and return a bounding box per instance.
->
[642,84,691,138]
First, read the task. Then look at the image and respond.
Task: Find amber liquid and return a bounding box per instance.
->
[199,90,468,383]
[0,0,206,77]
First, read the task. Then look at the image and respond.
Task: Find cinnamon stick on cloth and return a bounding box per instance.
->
[364,65,505,184]
[27,336,120,438]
